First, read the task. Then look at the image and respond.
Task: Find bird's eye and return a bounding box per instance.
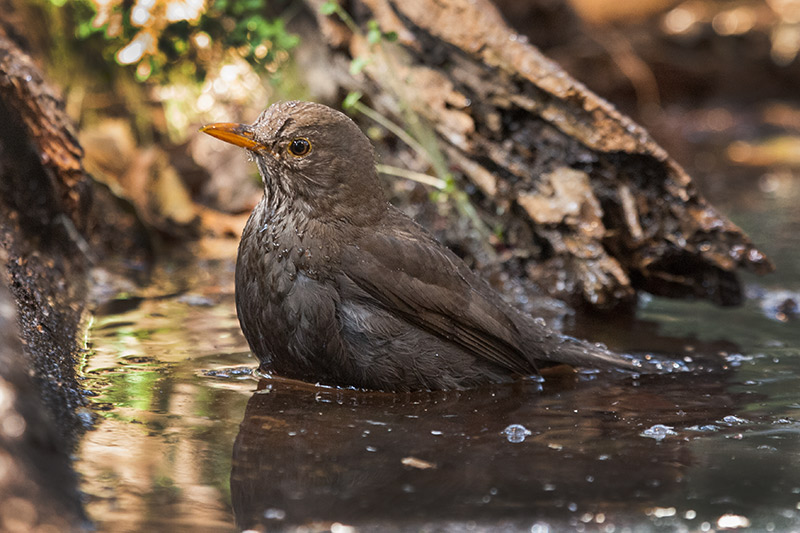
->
[287,138,312,157]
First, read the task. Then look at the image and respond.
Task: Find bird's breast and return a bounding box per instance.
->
[239,207,340,296]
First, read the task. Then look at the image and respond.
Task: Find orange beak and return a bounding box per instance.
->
[200,122,263,151]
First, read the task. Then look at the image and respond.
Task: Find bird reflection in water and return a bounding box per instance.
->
[230,372,743,531]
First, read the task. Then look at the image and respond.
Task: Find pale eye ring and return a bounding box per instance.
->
[287,138,312,157]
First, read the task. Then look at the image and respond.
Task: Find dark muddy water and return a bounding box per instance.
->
[77,177,800,532]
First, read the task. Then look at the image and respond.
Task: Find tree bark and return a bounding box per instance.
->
[305,0,772,308]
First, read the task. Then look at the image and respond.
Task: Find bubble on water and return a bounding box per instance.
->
[640,424,677,441]
[725,353,754,364]
[503,423,532,443]
[717,513,750,529]
[649,506,676,518]
[721,415,748,425]
[685,424,720,432]
[263,508,286,520]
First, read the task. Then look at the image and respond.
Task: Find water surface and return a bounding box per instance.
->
[77,179,800,532]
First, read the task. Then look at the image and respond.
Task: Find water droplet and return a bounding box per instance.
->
[650,506,677,518]
[263,508,286,520]
[721,415,748,425]
[717,514,751,529]
[685,424,719,432]
[641,424,677,441]
[503,423,532,443]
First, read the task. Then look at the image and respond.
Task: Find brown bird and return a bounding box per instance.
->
[202,101,638,391]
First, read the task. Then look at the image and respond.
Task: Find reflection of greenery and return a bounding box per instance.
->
[46,0,299,82]
[147,475,183,505]
[97,368,167,412]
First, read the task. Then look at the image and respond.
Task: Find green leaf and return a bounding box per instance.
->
[349,55,370,75]
[342,91,363,110]
[367,27,382,45]
[320,1,338,15]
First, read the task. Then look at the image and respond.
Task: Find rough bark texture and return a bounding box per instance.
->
[0,15,150,437]
[0,7,150,530]
[306,0,772,308]
[0,33,91,443]
[0,255,86,531]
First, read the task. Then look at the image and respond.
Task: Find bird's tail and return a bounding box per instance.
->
[521,321,689,374]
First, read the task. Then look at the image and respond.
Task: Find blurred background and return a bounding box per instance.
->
[11,0,800,245]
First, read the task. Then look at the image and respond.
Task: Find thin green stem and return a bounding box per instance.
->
[354,101,430,163]
[376,164,446,189]
[331,3,361,36]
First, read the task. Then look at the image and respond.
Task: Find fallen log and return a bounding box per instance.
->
[304,0,773,308]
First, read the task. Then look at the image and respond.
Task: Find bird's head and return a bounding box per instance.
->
[202,101,385,225]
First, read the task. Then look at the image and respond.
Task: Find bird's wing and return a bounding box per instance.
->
[339,208,535,374]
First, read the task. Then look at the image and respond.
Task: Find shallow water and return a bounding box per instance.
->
[76,179,800,532]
